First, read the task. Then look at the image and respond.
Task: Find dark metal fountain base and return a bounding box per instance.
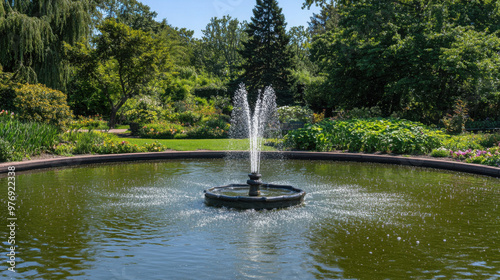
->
[204,184,306,210]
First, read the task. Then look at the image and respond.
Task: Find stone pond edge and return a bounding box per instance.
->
[0,151,499,178]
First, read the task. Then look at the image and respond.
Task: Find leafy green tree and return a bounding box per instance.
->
[288,26,312,69]
[200,15,247,80]
[160,25,198,67]
[309,0,500,122]
[65,18,172,128]
[240,0,295,105]
[0,0,94,90]
[98,0,163,32]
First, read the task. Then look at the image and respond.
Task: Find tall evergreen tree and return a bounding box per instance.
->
[0,0,95,90]
[240,0,294,105]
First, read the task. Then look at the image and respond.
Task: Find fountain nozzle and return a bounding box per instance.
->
[247,173,262,196]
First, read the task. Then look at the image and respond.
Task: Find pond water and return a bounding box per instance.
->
[1,159,499,279]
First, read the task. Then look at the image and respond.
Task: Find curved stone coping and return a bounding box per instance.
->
[0,150,499,178]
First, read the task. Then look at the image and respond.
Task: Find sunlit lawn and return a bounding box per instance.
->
[116,137,278,151]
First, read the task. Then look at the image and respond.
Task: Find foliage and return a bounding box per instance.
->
[124,109,158,125]
[0,116,59,160]
[288,26,314,72]
[117,137,277,152]
[138,122,186,139]
[0,138,15,162]
[160,67,226,102]
[69,115,105,132]
[448,145,500,167]
[277,106,313,123]
[441,100,471,134]
[13,83,73,129]
[0,0,94,90]
[138,115,231,140]
[309,0,500,123]
[430,147,450,158]
[338,107,382,120]
[466,119,500,131]
[199,15,246,80]
[65,18,172,128]
[441,133,500,151]
[308,1,338,36]
[284,118,445,154]
[240,0,295,105]
[99,0,163,33]
[55,131,168,155]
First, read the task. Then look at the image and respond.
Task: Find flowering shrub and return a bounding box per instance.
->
[142,141,167,152]
[138,122,186,139]
[449,144,500,167]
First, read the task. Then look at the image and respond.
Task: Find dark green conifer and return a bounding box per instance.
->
[240,0,294,105]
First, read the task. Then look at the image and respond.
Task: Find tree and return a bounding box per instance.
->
[65,18,172,128]
[0,0,95,90]
[309,0,500,122]
[98,0,163,32]
[200,15,247,80]
[308,0,339,37]
[240,0,295,105]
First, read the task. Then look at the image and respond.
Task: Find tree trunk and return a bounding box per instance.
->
[108,107,119,129]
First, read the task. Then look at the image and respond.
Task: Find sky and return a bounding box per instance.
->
[140,0,321,38]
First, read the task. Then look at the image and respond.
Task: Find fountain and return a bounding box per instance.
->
[204,84,306,210]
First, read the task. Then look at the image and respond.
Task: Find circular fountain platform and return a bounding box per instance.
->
[204,184,306,210]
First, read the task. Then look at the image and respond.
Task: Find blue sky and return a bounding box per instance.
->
[140,0,321,38]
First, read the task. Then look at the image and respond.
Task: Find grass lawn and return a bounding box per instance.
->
[116,137,278,151]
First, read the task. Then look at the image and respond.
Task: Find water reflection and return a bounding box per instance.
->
[0,159,498,279]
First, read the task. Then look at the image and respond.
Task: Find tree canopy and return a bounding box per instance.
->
[65,18,172,127]
[309,0,500,122]
[0,0,94,90]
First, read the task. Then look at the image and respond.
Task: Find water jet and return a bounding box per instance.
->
[204,84,306,209]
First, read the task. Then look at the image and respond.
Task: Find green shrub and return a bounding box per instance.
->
[284,118,445,154]
[13,84,73,129]
[431,148,450,157]
[124,109,158,125]
[278,106,313,123]
[441,133,500,151]
[186,125,229,139]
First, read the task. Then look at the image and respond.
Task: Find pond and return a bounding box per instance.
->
[1,159,499,279]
